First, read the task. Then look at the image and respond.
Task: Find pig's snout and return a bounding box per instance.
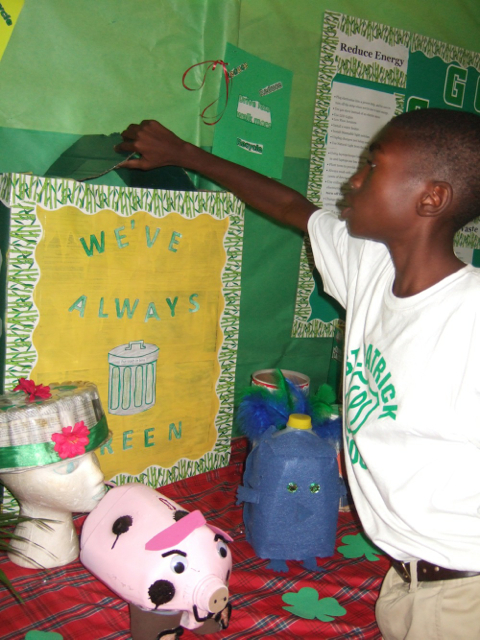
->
[194,575,229,613]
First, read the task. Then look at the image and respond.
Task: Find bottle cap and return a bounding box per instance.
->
[286,414,312,430]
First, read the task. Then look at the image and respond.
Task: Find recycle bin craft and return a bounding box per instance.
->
[80,483,233,638]
[237,413,342,573]
[0,380,110,568]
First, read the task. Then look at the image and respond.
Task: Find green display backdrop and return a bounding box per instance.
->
[0,0,479,436]
[295,11,480,336]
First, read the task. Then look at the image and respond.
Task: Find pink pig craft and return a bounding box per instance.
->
[80,483,233,639]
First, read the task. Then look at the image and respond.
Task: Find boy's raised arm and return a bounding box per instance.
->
[115,120,317,232]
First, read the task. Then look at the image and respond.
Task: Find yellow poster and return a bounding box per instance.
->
[1,175,244,486]
[0,0,23,62]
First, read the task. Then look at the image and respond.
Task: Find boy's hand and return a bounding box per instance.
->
[114,119,316,231]
[115,120,186,170]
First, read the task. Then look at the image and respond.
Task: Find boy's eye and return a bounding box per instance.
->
[367,159,376,169]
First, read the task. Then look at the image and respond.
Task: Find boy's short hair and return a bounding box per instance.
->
[387,108,480,229]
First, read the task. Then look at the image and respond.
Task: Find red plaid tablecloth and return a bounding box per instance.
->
[0,438,388,639]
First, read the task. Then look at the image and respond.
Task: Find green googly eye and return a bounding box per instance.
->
[287,482,298,493]
[310,483,320,494]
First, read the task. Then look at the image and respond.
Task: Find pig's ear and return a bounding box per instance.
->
[173,509,189,522]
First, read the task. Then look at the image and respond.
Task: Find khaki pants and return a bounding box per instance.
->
[376,562,480,640]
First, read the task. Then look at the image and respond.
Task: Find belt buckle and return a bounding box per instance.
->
[400,561,411,582]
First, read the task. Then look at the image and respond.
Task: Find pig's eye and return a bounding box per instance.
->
[216,540,228,559]
[170,555,188,574]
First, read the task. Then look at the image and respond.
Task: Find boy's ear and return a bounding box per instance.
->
[417,181,453,218]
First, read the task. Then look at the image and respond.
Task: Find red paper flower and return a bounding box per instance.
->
[13,378,51,402]
[51,421,90,459]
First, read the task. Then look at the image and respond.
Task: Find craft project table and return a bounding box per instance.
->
[0,438,388,639]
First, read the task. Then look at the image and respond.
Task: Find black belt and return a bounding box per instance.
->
[391,558,480,583]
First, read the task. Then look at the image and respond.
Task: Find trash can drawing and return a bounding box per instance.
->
[108,341,159,416]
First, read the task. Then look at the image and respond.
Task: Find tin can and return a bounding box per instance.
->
[251,369,310,395]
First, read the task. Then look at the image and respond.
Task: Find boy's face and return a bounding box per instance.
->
[340,126,426,243]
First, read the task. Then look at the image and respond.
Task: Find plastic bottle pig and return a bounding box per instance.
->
[80,484,232,639]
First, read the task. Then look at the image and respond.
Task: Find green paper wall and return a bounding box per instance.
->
[0,0,478,436]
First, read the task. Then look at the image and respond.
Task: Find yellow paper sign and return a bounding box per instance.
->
[2,175,244,486]
[0,0,24,62]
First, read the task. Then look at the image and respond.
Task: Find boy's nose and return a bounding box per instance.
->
[348,164,368,190]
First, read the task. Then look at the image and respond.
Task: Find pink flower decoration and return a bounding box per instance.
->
[13,378,51,402]
[51,421,90,459]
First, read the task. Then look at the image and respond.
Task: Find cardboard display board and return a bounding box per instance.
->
[0,174,244,485]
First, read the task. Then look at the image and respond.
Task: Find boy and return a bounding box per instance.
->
[115,109,480,639]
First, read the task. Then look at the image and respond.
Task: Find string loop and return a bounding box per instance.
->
[182,59,230,126]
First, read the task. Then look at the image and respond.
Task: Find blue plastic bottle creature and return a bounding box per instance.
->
[237,414,343,572]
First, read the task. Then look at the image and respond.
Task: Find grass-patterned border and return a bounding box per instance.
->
[0,173,244,486]
[338,13,410,47]
[410,33,480,69]
[454,229,480,250]
[291,12,340,339]
[112,450,232,487]
[306,10,341,209]
[293,11,341,338]
[337,58,407,88]
[293,13,408,338]
[292,238,336,339]
[1,175,42,388]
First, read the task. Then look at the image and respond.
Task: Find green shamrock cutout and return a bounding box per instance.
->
[282,587,346,621]
[337,532,384,561]
[25,632,63,639]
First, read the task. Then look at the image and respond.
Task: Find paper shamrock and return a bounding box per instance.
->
[282,587,346,621]
[337,532,384,562]
[25,632,63,639]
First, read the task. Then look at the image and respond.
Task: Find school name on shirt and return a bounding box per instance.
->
[344,344,398,469]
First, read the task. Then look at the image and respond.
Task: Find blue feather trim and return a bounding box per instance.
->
[236,374,341,442]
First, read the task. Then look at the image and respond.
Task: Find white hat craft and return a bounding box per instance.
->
[0,379,110,472]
